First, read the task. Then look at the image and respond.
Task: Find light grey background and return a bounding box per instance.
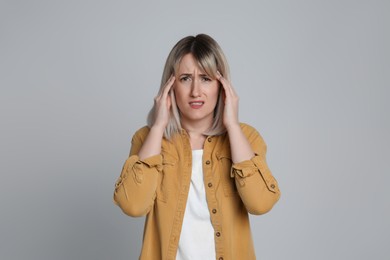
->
[1,0,389,259]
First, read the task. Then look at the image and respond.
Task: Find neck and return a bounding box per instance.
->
[187,133,206,150]
[181,119,211,150]
[181,117,212,137]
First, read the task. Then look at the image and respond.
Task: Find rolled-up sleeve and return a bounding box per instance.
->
[113,127,161,217]
[231,124,281,215]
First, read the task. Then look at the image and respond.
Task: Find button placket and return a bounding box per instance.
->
[167,131,194,258]
[203,137,224,258]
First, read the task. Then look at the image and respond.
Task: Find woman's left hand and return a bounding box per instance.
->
[217,71,240,130]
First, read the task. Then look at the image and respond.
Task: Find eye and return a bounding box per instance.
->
[180,76,192,82]
[201,76,212,82]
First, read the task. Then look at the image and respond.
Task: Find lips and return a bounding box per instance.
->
[189,101,204,109]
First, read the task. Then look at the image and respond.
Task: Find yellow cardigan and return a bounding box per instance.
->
[114,123,281,260]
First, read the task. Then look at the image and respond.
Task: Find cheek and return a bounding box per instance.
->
[174,84,188,97]
[209,85,220,102]
[173,88,186,109]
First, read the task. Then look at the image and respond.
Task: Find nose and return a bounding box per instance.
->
[190,79,201,97]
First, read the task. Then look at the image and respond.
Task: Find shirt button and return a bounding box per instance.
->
[216,232,221,237]
[212,209,217,214]
[208,137,212,142]
[270,184,276,189]
[208,182,213,188]
[219,257,224,260]
[205,160,210,165]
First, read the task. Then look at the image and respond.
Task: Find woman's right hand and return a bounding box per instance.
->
[152,75,175,130]
[138,76,175,159]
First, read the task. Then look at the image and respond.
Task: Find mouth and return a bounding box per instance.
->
[189,101,204,109]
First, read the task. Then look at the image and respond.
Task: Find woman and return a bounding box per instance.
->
[113,34,281,260]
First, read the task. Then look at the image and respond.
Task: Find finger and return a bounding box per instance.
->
[216,71,227,89]
[217,71,236,97]
[162,75,175,96]
[156,76,174,99]
[216,70,224,82]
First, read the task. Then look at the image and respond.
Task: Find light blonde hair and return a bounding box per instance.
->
[147,34,231,139]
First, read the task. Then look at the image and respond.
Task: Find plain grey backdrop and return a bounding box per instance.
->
[1,0,389,259]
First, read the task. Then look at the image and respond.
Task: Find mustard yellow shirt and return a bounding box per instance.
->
[113,123,281,260]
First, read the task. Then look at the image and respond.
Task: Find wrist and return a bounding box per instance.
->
[225,122,241,132]
[150,125,165,136]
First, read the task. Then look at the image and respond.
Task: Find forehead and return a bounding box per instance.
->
[177,54,204,73]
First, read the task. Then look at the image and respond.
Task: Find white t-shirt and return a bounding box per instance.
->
[176,149,216,260]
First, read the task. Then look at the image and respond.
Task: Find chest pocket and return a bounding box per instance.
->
[157,154,177,203]
[216,152,238,197]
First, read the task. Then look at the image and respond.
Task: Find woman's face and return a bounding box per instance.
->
[174,53,220,129]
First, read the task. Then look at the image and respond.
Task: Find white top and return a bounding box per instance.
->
[176,150,216,260]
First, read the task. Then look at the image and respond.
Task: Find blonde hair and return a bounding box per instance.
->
[147,34,231,139]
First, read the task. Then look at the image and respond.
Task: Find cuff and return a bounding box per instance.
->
[231,159,258,178]
[115,154,162,189]
[232,155,278,193]
[139,154,163,170]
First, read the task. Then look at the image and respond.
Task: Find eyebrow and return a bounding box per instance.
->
[179,73,210,77]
